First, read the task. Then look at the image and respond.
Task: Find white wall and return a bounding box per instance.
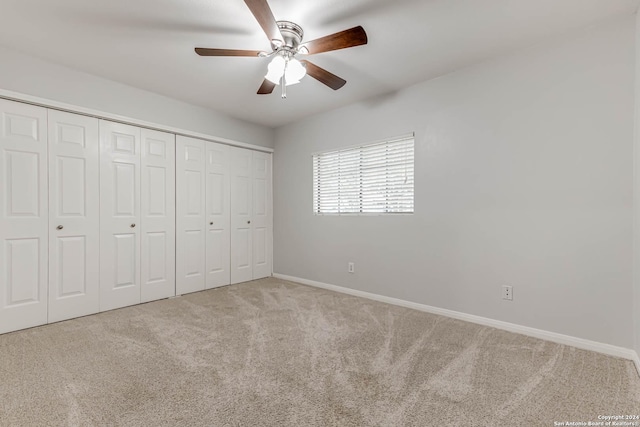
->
[0,46,274,148]
[274,16,635,348]
[634,12,640,359]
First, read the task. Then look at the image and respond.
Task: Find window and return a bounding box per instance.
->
[313,134,414,214]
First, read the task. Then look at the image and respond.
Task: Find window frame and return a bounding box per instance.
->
[312,133,415,216]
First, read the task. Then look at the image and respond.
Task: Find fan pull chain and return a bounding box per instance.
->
[281,58,288,99]
[281,75,286,98]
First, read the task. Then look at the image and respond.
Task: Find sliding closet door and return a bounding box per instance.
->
[48,110,100,322]
[100,121,141,311]
[176,136,206,295]
[0,100,48,334]
[205,142,230,288]
[141,129,175,303]
[230,147,253,284]
[252,151,272,279]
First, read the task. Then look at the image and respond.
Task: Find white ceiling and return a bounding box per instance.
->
[0,0,637,128]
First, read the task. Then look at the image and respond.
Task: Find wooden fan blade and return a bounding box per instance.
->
[301,26,367,55]
[244,0,283,44]
[257,79,276,95]
[300,60,346,90]
[195,48,262,57]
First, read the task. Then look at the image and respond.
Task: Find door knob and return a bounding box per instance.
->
[130,223,136,228]
[210,222,214,225]
[56,225,63,230]
[247,221,251,224]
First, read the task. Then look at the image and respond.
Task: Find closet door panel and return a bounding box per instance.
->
[230,147,253,284]
[176,136,206,295]
[0,99,48,334]
[100,121,141,311]
[206,142,230,289]
[141,129,175,302]
[252,151,272,279]
[48,110,100,322]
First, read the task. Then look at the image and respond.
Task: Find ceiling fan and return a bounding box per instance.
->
[195,0,368,98]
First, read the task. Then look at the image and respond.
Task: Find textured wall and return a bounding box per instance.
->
[274,16,635,348]
[634,11,640,361]
[0,46,274,148]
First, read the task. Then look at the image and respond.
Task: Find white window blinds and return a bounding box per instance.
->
[313,135,414,214]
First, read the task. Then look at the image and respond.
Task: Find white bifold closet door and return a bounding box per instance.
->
[176,135,231,294]
[230,147,253,284]
[230,147,272,284]
[206,142,231,289]
[176,136,206,294]
[140,129,176,303]
[100,120,175,311]
[48,110,100,323]
[251,150,272,280]
[0,100,49,334]
[100,121,141,311]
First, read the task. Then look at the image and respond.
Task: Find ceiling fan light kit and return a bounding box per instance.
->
[194,0,368,98]
[264,55,306,85]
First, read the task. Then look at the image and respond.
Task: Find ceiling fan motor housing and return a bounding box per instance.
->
[276,21,304,50]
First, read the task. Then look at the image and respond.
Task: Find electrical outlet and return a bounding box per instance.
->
[348,262,355,274]
[502,285,513,301]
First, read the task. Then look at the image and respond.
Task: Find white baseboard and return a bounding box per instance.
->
[273,273,640,379]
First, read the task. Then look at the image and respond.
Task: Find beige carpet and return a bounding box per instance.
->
[0,277,638,426]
